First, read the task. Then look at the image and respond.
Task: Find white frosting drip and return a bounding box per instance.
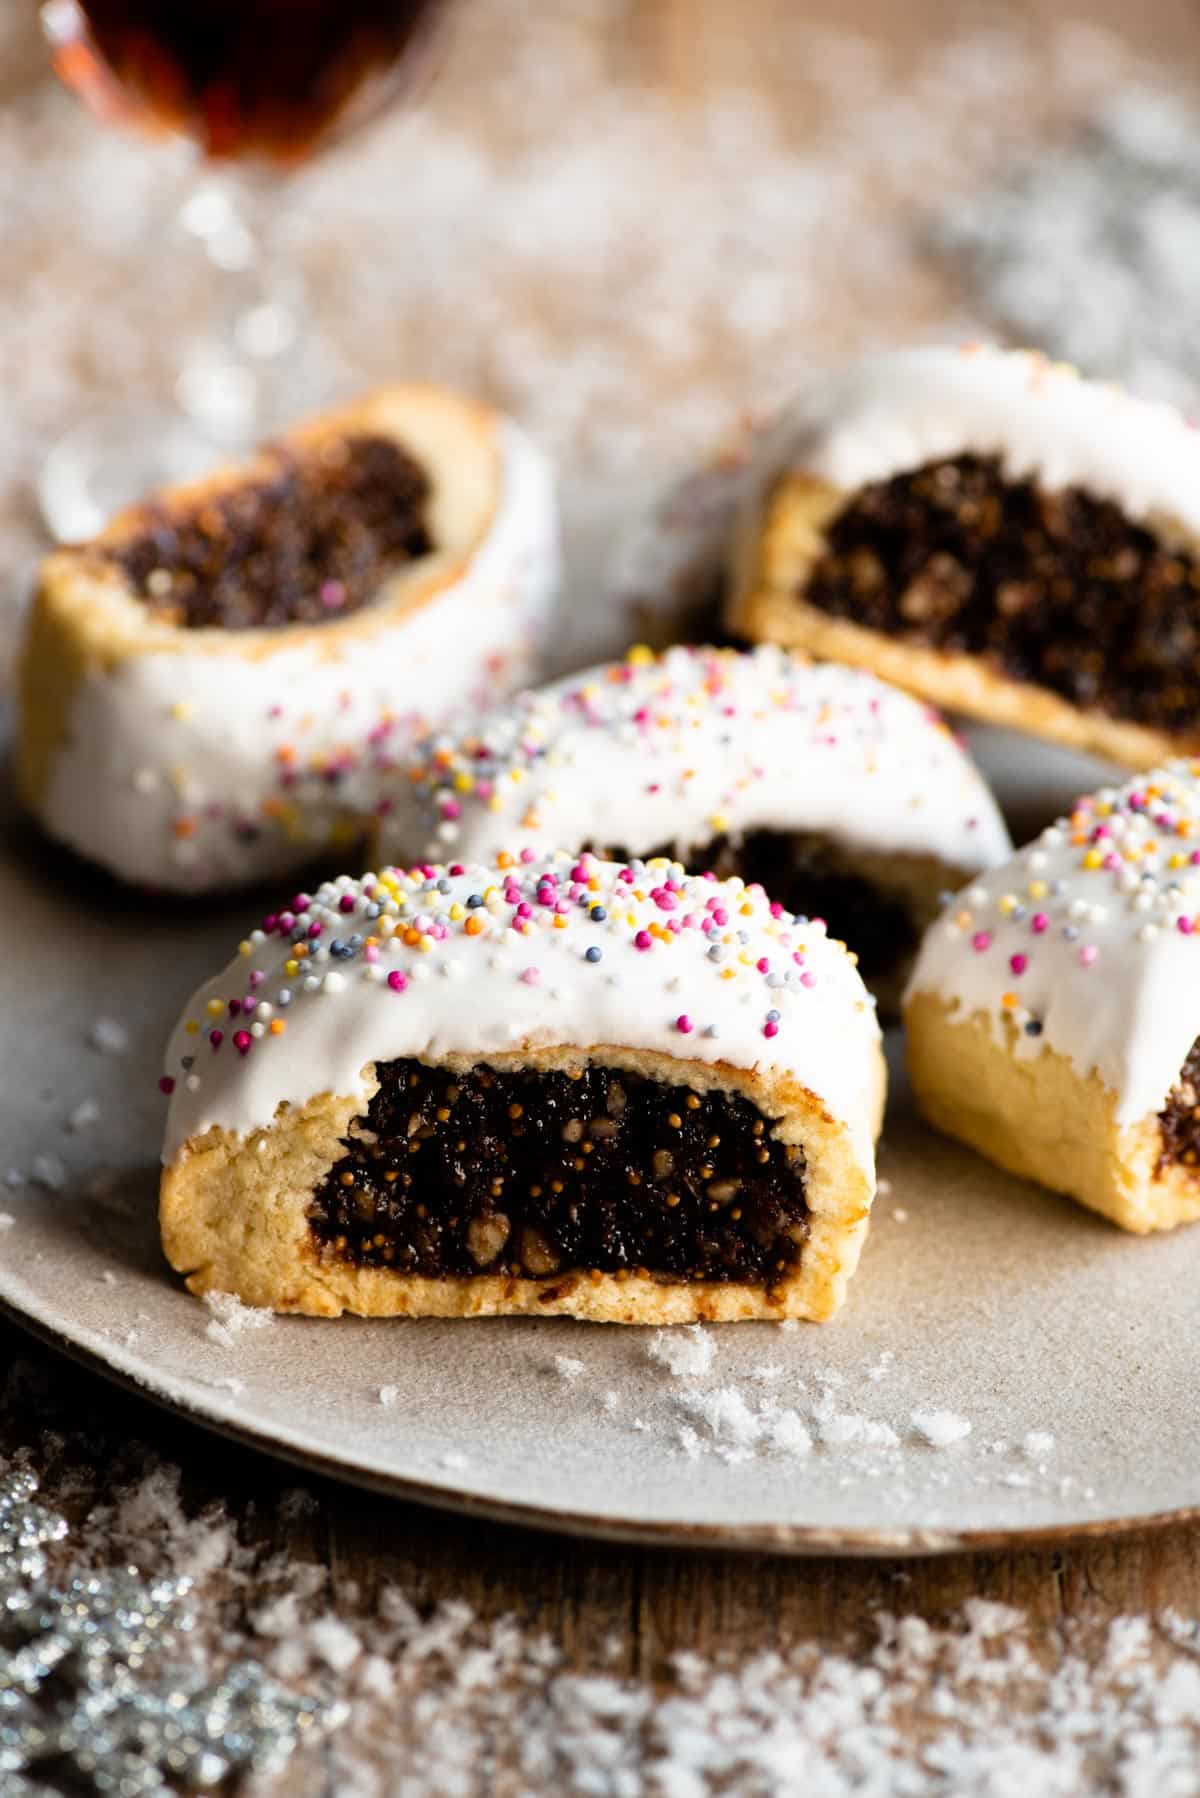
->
[742,344,1200,534]
[41,422,559,892]
[162,851,881,1166]
[906,761,1200,1123]
[376,646,1012,879]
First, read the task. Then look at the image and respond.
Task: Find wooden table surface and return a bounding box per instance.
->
[5,0,1200,1787]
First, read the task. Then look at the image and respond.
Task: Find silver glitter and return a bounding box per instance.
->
[0,1469,334,1795]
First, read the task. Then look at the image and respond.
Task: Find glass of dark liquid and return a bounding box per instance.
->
[38,0,446,539]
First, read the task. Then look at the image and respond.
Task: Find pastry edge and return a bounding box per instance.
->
[727,474,1200,771]
[904,989,1200,1234]
[161,1041,885,1325]
[17,383,504,814]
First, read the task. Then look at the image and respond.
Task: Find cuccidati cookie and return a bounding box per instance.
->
[18,384,558,891]
[906,762,1200,1233]
[375,644,1012,1006]
[160,851,884,1324]
[727,344,1200,769]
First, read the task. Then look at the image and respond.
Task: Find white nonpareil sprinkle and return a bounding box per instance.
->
[378,1386,399,1409]
[647,1325,717,1380]
[552,1355,586,1383]
[65,1097,101,1133]
[87,1016,130,1056]
[1024,1430,1057,1459]
[912,1409,974,1448]
[0,1213,14,1232]
[202,1290,275,1348]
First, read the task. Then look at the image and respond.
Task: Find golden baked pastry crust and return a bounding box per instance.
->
[161,1041,886,1325]
[904,990,1200,1234]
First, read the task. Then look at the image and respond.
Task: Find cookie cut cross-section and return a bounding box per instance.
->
[161,852,885,1323]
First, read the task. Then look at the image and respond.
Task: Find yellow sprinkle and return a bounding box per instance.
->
[184,1020,199,1036]
[1082,849,1103,870]
[626,643,655,666]
[720,967,736,980]
[453,771,474,793]
[997,895,1017,915]
[238,940,252,957]
[285,959,299,976]
[449,903,465,921]
[206,999,224,1017]
[1027,880,1047,900]
[418,936,434,953]
[709,813,729,834]
[170,701,191,721]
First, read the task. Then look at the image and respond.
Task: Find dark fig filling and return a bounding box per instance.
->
[115,434,433,630]
[801,452,1200,732]
[309,1060,808,1284]
[1157,1037,1200,1175]
[598,830,916,980]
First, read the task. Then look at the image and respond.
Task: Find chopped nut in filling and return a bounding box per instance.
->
[1158,1037,1200,1175]
[309,1060,808,1284]
[115,434,432,631]
[801,453,1200,732]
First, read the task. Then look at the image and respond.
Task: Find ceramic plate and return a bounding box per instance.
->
[3,725,1200,1556]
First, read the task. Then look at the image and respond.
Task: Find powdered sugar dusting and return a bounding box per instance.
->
[647,1325,717,1380]
[202,1290,274,1348]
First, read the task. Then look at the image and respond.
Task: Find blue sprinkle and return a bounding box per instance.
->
[766,1008,781,1023]
[585,946,602,963]
[365,903,382,919]
[1025,1019,1043,1037]
[466,893,485,909]
[329,940,355,959]
[1062,925,1080,941]
[590,905,607,922]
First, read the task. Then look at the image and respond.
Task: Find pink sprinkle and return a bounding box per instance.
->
[800,971,816,988]
[248,969,264,987]
[158,1076,175,1095]
[520,967,541,986]
[1080,945,1100,967]
[1009,953,1027,975]
[653,889,678,912]
[1031,913,1049,934]
[971,931,992,953]
[233,1030,252,1055]
[675,1014,694,1034]
[763,1020,779,1038]
[520,847,537,863]
[209,1030,223,1050]
[441,799,462,821]
[364,944,380,963]
[1179,917,1194,936]
[387,971,408,993]
[756,957,769,974]
[711,907,728,926]
[634,930,653,951]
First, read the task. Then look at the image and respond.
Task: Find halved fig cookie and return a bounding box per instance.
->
[906,762,1200,1233]
[18,384,558,891]
[160,852,884,1322]
[728,345,1200,769]
[375,644,1011,1007]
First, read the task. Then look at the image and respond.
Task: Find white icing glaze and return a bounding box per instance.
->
[739,344,1200,537]
[162,851,881,1167]
[41,421,559,892]
[906,761,1200,1123]
[375,645,1012,881]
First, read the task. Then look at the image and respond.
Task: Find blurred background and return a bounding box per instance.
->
[2,0,1200,671]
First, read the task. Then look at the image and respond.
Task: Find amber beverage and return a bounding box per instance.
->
[47,0,443,163]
